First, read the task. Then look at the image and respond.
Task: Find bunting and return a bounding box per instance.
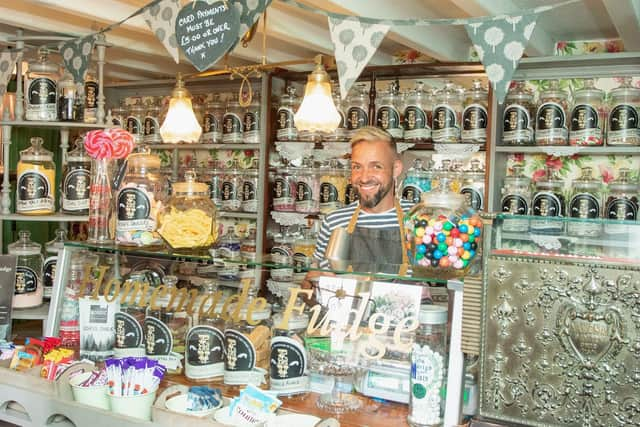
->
[143,0,181,64]
[59,36,97,83]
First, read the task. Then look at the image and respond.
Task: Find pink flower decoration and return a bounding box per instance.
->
[599,165,615,184]
[545,156,563,170]
[556,41,567,50]
[84,128,134,160]
[512,153,524,162]
[532,169,546,182]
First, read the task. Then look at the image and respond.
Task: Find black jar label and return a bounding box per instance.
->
[277,107,295,130]
[143,116,159,136]
[462,104,488,131]
[204,113,220,133]
[376,106,401,131]
[273,177,293,199]
[15,266,38,295]
[345,183,358,205]
[461,187,483,211]
[403,106,428,130]
[117,188,151,221]
[223,113,242,135]
[243,111,259,132]
[571,105,599,131]
[401,185,421,204]
[144,316,173,356]
[17,171,53,212]
[607,198,637,220]
[126,116,142,135]
[320,182,339,204]
[28,78,56,105]
[270,337,307,384]
[432,105,457,130]
[501,195,528,215]
[186,326,225,366]
[503,104,533,143]
[532,192,563,217]
[221,181,237,201]
[570,193,600,219]
[296,181,313,202]
[242,181,256,201]
[337,110,346,129]
[43,256,57,296]
[536,102,566,130]
[63,168,90,211]
[347,107,368,130]
[224,329,255,371]
[609,104,639,131]
[84,81,98,109]
[115,311,143,349]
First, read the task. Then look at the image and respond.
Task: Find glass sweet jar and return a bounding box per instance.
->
[535,80,569,146]
[8,230,44,309]
[404,177,483,279]
[158,170,217,250]
[16,137,56,215]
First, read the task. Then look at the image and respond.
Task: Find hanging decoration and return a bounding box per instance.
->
[143,0,181,64]
[175,0,240,72]
[230,0,273,51]
[328,16,389,100]
[0,51,18,97]
[59,36,96,83]
[465,15,538,104]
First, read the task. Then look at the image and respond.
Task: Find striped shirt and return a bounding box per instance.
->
[313,199,414,266]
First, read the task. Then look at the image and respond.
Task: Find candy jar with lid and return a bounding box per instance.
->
[460,159,485,211]
[319,159,348,215]
[243,94,261,144]
[567,166,602,237]
[502,81,535,145]
[61,138,91,215]
[326,82,349,142]
[535,80,569,146]
[224,292,272,387]
[376,82,403,140]
[185,280,226,380]
[462,80,488,144]
[221,160,242,212]
[432,81,462,143]
[273,161,297,212]
[401,158,432,205]
[16,137,56,215]
[223,96,244,144]
[214,226,241,260]
[202,96,224,144]
[241,229,257,263]
[530,167,565,234]
[83,64,98,124]
[241,159,259,213]
[114,274,146,357]
[570,79,606,146]
[126,100,145,144]
[43,229,66,300]
[57,71,79,122]
[143,100,162,144]
[276,86,299,141]
[295,157,320,214]
[293,226,316,282]
[605,168,638,234]
[346,84,370,136]
[403,81,432,143]
[271,227,294,282]
[404,177,483,278]
[25,47,60,121]
[607,77,640,146]
[158,170,217,249]
[116,149,167,246]
[209,162,223,209]
[500,165,531,232]
[8,231,44,308]
[111,99,127,128]
[270,311,310,395]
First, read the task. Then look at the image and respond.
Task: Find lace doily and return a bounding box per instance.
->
[271,211,309,226]
[538,146,582,157]
[397,142,416,153]
[266,279,299,299]
[275,141,315,162]
[433,143,481,159]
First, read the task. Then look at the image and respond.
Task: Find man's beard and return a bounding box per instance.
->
[355,180,393,209]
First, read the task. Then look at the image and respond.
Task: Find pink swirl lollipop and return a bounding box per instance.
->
[109,128,135,159]
[84,130,114,159]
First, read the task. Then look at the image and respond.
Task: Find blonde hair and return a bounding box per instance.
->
[349,126,398,155]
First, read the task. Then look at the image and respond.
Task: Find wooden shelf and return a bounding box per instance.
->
[494,145,640,155]
[0,120,109,129]
[147,143,261,150]
[12,302,49,320]
[217,211,258,219]
[0,213,88,222]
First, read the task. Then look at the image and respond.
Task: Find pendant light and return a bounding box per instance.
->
[160,73,202,143]
[294,56,341,134]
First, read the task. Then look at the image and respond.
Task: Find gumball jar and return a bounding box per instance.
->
[404,177,483,279]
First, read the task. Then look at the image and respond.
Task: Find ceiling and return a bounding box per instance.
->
[0,0,637,83]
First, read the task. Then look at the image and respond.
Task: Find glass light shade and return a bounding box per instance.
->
[294,64,341,133]
[160,79,202,143]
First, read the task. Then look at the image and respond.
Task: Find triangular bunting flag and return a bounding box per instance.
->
[0,51,17,97]
[233,0,273,45]
[60,36,96,83]
[144,0,181,64]
[328,16,390,100]
[465,14,537,103]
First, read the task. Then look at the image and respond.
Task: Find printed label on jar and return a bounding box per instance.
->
[409,343,445,426]
[84,81,98,109]
[17,171,54,212]
[536,102,568,141]
[501,194,529,215]
[293,252,310,272]
[462,104,488,142]
[143,116,160,136]
[244,111,259,131]
[569,193,600,219]
[461,186,483,210]
[222,113,243,143]
[63,168,90,211]
[241,180,257,212]
[503,104,533,142]
[403,105,429,132]
[203,113,222,143]
[347,107,368,131]
[224,329,256,378]
[126,116,142,136]
[271,246,293,264]
[270,336,307,390]
[144,316,173,356]
[117,188,153,231]
[273,177,295,207]
[15,266,39,295]
[432,104,460,141]
[112,117,123,127]
[186,325,225,378]
[28,78,56,106]
[345,183,358,205]
[43,256,57,298]
[608,104,640,143]
[570,104,602,145]
[607,198,637,221]
[401,184,421,204]
[276,107,297,140]
[221,180,241,210]
[296,181,316,211]
[376,106,403,138]
[319,182,339,207]
[532,192,564,217]
[115,311,143,349]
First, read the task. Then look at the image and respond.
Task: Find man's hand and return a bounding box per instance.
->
[301,267,336,306]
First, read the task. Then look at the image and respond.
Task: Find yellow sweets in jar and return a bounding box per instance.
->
[319,160,348,215]
[16,137,56,215]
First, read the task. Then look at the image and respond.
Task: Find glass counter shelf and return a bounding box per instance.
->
[492,214,640,263]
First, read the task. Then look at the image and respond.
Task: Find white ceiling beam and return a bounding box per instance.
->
[603,0,640,51]
[449,0,556,56]
[303,0,470,61]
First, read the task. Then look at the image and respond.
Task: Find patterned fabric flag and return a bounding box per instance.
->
[60,36,96,83]
[0,51,17,97]
[233,0,273,45]
[465,15,538,103]
[143,0,181,63]
[328,16,390,100]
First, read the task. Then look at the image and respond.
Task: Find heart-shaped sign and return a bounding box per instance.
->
[175,1,240,72]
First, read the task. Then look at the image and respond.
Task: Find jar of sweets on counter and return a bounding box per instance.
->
[9,231,44,309]
[43,229,66,300]
[535,80,569,146]
[270,312,310,395]
[25,47,60,121]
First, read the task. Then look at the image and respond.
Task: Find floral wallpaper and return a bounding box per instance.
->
[555,39,624,56]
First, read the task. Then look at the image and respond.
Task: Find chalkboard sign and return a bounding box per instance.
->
[176,1,240,72]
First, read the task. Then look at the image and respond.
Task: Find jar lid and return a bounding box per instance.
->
[172,170,209,195]
[609,168,638,192]
[610,77,640,99]
[28,47,60,75]
[506,81,533,102]
[237,301,272,321]
[572,167,599,190]
[45,228,67,252]
[20,137,53,162]
[419,304,447,324]
[539,80,568,101]
[128,101,145,114]
[67,138,91,162]
[574,79,604,101]
[128,150,161,169]
[8,230,41,256]
[273,312,309,330]
[465,79,488,100]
